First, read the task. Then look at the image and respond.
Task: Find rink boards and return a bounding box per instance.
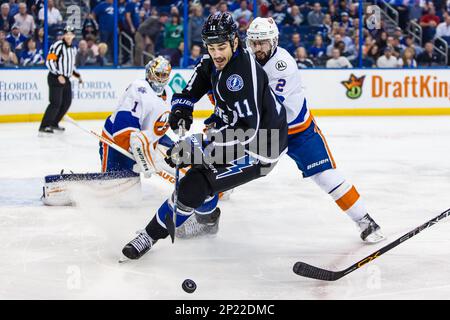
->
[0,68,449,123]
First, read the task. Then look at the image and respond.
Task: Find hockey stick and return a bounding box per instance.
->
[64,115,179,184]
[64,115,135,160]
[293,207,450,281]
[165,120,186,243]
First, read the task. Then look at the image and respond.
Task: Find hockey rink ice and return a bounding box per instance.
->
[1,116,449,300]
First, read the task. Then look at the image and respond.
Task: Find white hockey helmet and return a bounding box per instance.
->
[246,17,279,55]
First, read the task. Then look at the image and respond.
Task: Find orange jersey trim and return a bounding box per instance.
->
[288,113,313,135]
[336,186,360,211]
[113,129,135,151]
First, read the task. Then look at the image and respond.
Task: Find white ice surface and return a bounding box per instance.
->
[1,117,450,300]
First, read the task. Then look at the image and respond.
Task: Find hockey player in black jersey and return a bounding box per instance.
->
[121,12,288,260]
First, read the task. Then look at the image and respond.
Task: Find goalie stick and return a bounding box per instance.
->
[293,207,450,281]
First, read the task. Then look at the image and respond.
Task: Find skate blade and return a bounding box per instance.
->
[364,231,386,244]
[118,256,130,263]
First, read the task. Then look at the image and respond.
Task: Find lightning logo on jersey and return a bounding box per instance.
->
[216,154,258,179]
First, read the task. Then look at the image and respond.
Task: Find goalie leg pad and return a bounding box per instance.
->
[42,170,140,206]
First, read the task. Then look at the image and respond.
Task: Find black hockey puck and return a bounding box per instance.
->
[182,279,197,293]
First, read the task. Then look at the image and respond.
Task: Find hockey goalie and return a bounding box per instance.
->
[41,56,220,239]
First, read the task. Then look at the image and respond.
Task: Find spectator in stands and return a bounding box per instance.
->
[282,5,303,26]
[419,5,440,42]
[34,27,44,51]
[348,3,358,19]
[376,46,400,68]
[376,31,388,52]
[76,39,96,66]
[6,23,27,52]
[368,43,380,61]
[327,33,342,56]
[435,11,450,38]
[134,12,169,65]
[285,32,304,56]
[218,1,228,13]
[1,3,14,33]
[124,0,140,35]
[337,27,353,52]
[390,36,402,57]
[228,0,241,12]
[326,48,352,68]
[139,1,152,23]
[188,3,204,48]
[271,0,287,25]
[7,0,18,18]
[55,29,64,42]
[85,34,99,56]
[256,0,270,18]
[181,43,201,68]
[237,18,248,41]
[19,37,43,66]
[322,13,332,34]
[38,0,62,28]
[0,39,18,66]
[360,46,375,68]
[398,47,417,68]
[95,42,109,66]
[233,0,252,24]
[339,12,353,30]
[309,34,326,60]
[0,29,6,43]
[13,3,35,37]
[164,14,183,50]
[417,41,441,66]
[328,3,338,22]
[295,47,314,68]
[82,19,98,39]
[93,0,115,61]
[307,2,324,27]
[402,35,423,55]
[408,0,423,22]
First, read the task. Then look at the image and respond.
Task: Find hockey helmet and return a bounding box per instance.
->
[145,56,172,95]
[201,12,238,46]
[246,17,279,56]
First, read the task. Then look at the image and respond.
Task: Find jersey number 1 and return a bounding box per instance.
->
[234,99,253,118]
[131,101,138,113]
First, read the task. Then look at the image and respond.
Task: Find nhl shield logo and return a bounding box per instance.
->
[275,60,287,71]
[226,74,244,92]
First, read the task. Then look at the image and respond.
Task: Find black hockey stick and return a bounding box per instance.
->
[293,207,450,281]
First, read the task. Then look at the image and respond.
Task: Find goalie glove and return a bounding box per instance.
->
[130,131,167,178]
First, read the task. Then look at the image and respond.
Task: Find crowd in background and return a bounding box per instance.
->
[1,0,449,68]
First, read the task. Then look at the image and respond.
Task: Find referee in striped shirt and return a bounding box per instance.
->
[39,25,83,134]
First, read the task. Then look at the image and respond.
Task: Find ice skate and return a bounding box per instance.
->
[121,230,155,260]
[176,208,221,239]
[357,214,385,243]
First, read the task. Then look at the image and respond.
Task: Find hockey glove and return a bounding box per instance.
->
[203,113,226,131]
[164,139,193,169]
[169,95,195,132]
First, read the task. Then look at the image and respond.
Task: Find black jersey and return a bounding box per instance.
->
[172,48,288,164]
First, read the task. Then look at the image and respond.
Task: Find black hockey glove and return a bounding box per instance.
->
[203,113,226,131]
[165,140,193,169]
[169,95,195,131]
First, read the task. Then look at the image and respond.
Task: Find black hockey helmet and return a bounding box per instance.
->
[201,12,238,46]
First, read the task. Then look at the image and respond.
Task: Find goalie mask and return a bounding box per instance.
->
[145,56,172,95]
[246,17,279,65]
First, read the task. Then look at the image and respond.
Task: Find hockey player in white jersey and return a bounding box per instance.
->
[244,17,384,243]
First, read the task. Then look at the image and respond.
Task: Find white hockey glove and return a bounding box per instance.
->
[130,131,167,178]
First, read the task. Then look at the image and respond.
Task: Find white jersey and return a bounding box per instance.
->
[105,79,170,149]
[262,47,311,134]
